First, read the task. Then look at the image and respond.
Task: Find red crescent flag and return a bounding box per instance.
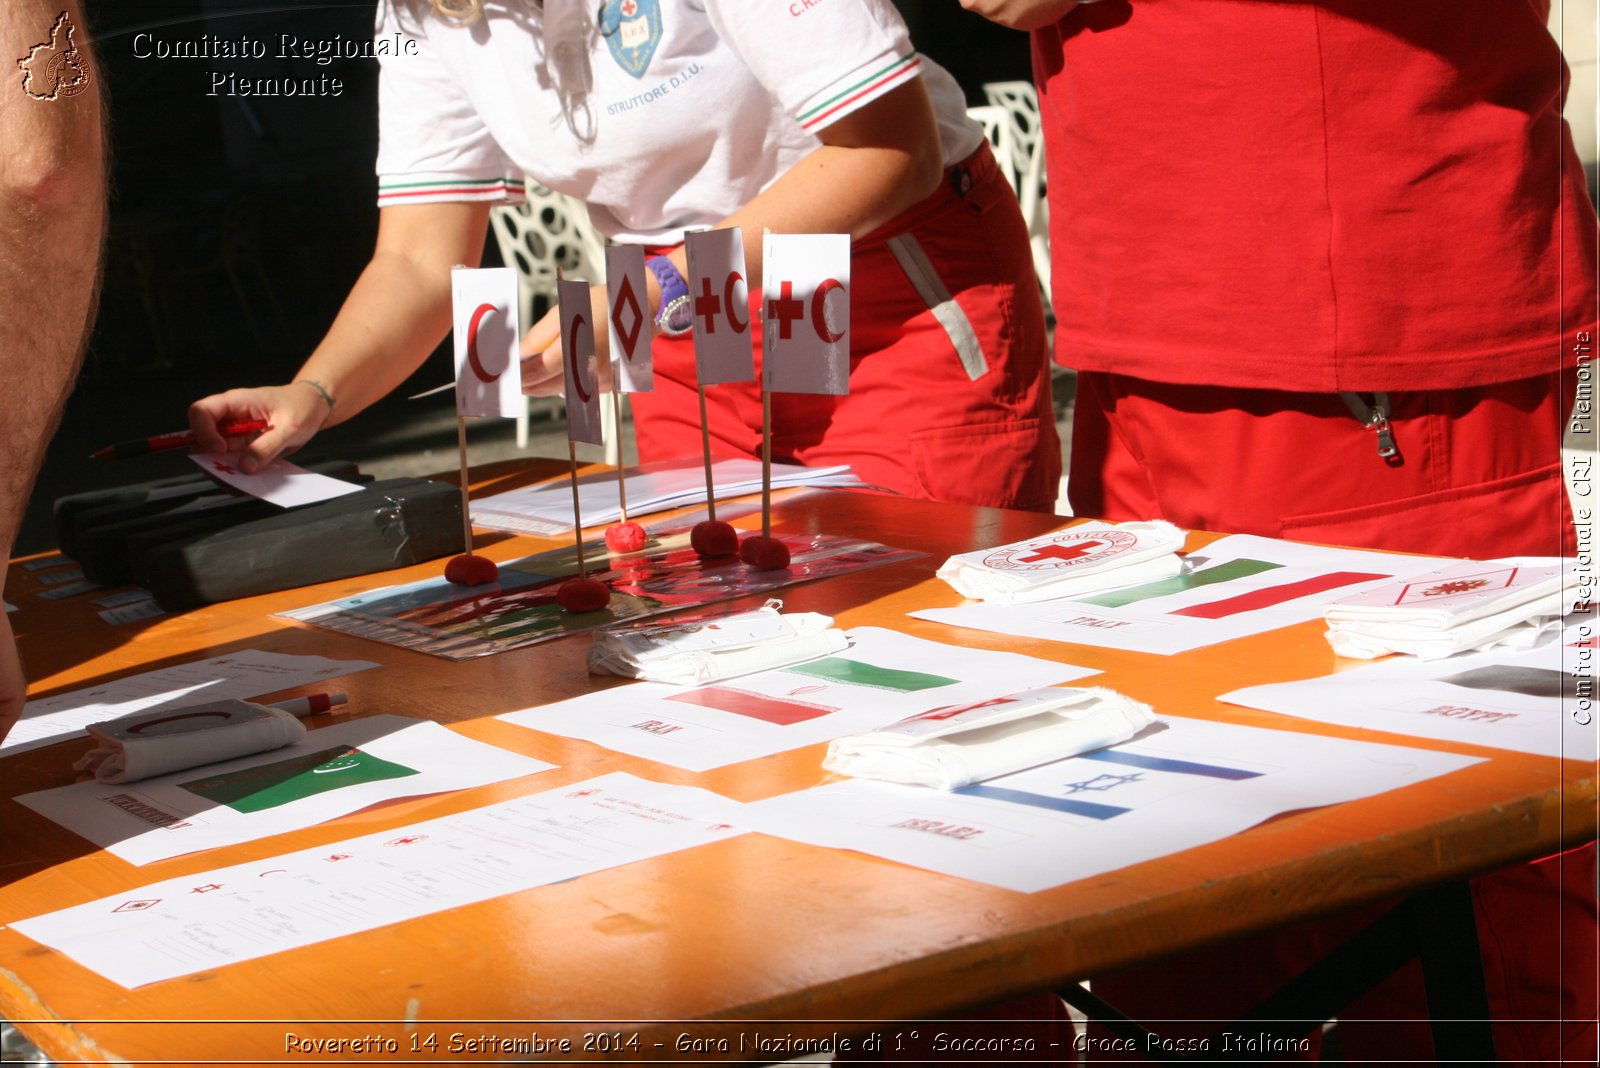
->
[558,277,604,445]
[605,245,653,394]
[685,227,755,386]
[762,233,850,395]
[450,267,522,418]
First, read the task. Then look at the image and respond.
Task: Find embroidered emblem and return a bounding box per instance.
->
[601,0,660,79]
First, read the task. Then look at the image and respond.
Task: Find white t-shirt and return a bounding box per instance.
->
[373,0,984,245]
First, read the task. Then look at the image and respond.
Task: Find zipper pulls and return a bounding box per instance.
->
[1339,392,1401,462]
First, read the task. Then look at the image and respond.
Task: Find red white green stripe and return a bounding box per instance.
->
[377,176,523,206]
[797,53,922,134]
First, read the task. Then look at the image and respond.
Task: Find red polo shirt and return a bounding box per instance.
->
[1034,0,1597,391]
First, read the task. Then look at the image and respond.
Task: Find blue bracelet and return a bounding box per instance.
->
[645,255,693,336]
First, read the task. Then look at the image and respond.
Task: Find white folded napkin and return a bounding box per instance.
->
[72,698,307,784]
[588,601,848,686]
[1324,559,1570,660]
[822,686,1156,790]
[937,520,1187,604]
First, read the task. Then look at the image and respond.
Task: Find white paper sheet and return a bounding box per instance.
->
[18,716,556,865]
[500,627,1097,771]
[914,535,1454,656]
[187,452,364,508]
[10,772,747,988]
[1222,622,1597,761]
[5,650,379,755]
[469,457,864,536]
[748,716,1481,893]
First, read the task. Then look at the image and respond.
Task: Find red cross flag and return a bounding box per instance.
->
[762,233,850,395]
[605,244,653,393]
[684,227,754,386]
[557,277,604,445]
[450,267,522,418]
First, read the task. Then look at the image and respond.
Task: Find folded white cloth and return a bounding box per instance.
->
[1325,558,1570,660]
[588,601,848,686]
[72,698,307,784]
[937,520,1187,604]
[822,686,1156,790]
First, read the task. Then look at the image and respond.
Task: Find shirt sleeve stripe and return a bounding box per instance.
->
[797,54,922,133]
[376,178,524,206]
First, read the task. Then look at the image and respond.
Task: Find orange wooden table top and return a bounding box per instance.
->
[1,462,1593,1063]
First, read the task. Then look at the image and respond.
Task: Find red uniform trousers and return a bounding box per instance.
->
[1071,369,1596,1062]
[630,144,1061,513]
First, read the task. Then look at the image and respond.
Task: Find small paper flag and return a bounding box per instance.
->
[762,233,850,395]
[557,278,604,446]
[685,227,755,386]
[450,267,522,418]
[605,245,653,394]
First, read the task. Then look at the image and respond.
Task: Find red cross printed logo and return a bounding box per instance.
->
[982,530,1137,571]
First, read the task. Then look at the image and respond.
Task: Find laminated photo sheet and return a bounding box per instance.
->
[17,716,556,865]
[3,650,380,756]
[913,535,1455,656]
[1221,621,1597,762]
[10,772,748,989]
[280,527,918,661]
[499,627,1099,772]
[747,715,1482,893]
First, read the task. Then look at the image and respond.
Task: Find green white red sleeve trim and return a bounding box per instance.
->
[795,52,922,135]
[376,174,527,209]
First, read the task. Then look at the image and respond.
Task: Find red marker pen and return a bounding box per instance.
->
[90,419,271,461]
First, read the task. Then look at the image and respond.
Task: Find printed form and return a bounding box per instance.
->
[499,627,1098,771]
[18,716,556,865]
[748,716,1481,893]
[914,535,1454,656]
[11,772,748,988]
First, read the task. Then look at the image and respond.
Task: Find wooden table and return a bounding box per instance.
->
[1,463,1593,1062]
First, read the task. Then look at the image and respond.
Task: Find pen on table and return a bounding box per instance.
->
[268,693,349,718]
[90,418,271,461]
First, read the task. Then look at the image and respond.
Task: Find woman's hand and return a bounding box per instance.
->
[519,281,614,397]
[187,381,332,473]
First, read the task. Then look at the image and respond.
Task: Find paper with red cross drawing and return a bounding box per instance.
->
[187,452,362,509]
[762,233,850,395]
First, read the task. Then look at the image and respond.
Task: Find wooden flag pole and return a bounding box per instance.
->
[612,390,629,523]
[455,414,474,554]
[698,384,717,524]
[568,440,587,579]
[760,387,772,539]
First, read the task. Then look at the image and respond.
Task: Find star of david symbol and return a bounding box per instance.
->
[190,883,224,894]
[1060,772,1142,794]
[385,834,427,846]
[212,461,237,475]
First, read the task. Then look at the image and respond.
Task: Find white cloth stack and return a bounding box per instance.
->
[936,520,1187,604]
[1324,558,1570,660]
[822,686,1156,790]
[588,601,848,686]
[72,698,307,784]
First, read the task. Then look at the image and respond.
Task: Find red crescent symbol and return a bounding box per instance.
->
[811,278,845,343]
[466,303,499,383]
[568,313,592,403]
[724,271,748,333]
